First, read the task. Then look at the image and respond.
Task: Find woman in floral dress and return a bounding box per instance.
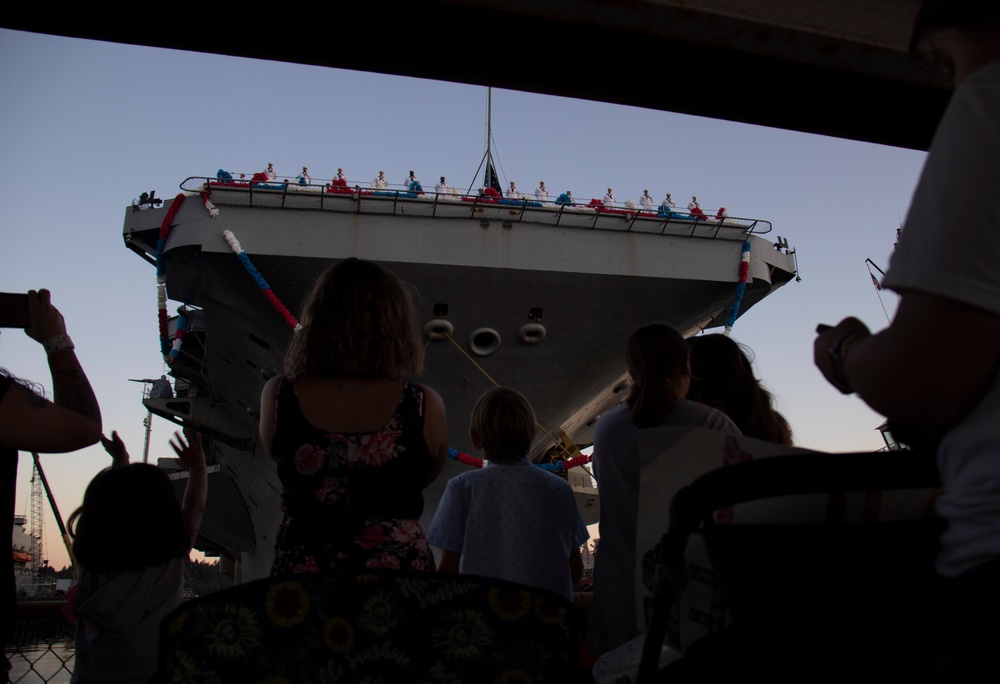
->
[260,259,448,574]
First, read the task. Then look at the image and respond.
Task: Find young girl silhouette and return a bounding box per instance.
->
[69,429,206,683]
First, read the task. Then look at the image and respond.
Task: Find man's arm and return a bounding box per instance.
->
[815,289,1000,426]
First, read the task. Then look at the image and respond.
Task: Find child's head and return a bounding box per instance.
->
[470,387,537,463]
[69,463,190,573]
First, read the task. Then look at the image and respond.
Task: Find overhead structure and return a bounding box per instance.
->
[2,0,947,151]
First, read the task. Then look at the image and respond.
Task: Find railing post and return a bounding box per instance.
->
[627,211,639,233]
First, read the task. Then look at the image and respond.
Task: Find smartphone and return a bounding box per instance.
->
[0,293,30,329]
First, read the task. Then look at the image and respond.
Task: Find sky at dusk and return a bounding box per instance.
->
[0,28,930,570]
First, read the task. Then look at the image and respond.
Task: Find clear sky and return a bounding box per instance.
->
[1,29,928,571]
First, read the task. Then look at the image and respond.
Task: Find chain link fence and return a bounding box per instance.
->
[6,602,74,683]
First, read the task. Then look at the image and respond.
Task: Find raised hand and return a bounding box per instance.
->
[170,428,206,472]
[100,430,131,468]
[25,289,68,344]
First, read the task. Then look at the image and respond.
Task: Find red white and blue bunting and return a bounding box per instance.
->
[169,312,187,362]
[156,194,186,361]
[221,230,301,331]
[447,447,591,472]
[724,240,751,335]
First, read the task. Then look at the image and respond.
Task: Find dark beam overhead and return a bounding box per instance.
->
[1,0,949,150]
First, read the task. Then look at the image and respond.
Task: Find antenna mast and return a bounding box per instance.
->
[467,87,499,194]
[486,87,493,169]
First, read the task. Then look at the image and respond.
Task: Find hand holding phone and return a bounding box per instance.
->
[25,290,67,343]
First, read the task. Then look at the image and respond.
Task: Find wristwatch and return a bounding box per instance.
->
[827,330,860,392]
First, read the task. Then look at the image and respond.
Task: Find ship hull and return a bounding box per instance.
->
[124,186,797,579]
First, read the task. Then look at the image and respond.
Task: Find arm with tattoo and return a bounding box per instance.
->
[0,290,102,452]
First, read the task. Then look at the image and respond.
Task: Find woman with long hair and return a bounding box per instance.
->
[687,334,792,445]
[259,258,448,575]
[588,324,740,656]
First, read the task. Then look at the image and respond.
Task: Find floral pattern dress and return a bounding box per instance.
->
[269,376,435,575]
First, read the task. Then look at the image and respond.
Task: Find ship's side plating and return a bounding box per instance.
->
[123,190,797,579]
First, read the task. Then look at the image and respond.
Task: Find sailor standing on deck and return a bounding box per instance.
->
[662,193,675,209]
[405,170,420,188]
[296,167,311,186]
[335,168,346,181]
[535,181,548,202]
[371,171,387,189]
[640,189,654,210]
[436,176,449,194]
[603,188,615,206]
[266,163,276,181]
[507,181,519,199]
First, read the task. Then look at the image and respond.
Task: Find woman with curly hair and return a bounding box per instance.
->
[687,334,792,445]
[260,258,448,575]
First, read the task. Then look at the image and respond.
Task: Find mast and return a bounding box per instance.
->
[486,87,492,172]
[467,87,500,195]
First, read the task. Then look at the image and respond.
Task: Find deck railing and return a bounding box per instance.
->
[179,177,772,240]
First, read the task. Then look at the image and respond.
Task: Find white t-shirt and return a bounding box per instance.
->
[883,59,1000,578]
[427,457,588,601]
[588,400,740,654]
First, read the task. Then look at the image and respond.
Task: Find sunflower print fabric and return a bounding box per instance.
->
[156,569,584,683]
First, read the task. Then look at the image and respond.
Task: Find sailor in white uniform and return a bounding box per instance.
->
[266,163,276,181]
[662,193,675,209]
[688,196,700,212]
[603,188,615,206]
[436,176,449,194]
[405,170,420,188]
[507,181,519,199]
[640,189,654,210]
[296,166,311,185]
[535,181,548,202]
[336,168,346,181]
[372,171,387,189]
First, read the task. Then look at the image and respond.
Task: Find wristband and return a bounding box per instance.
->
[43,335,75,355]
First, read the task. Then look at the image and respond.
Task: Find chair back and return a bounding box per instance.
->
[156,569,583,682]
